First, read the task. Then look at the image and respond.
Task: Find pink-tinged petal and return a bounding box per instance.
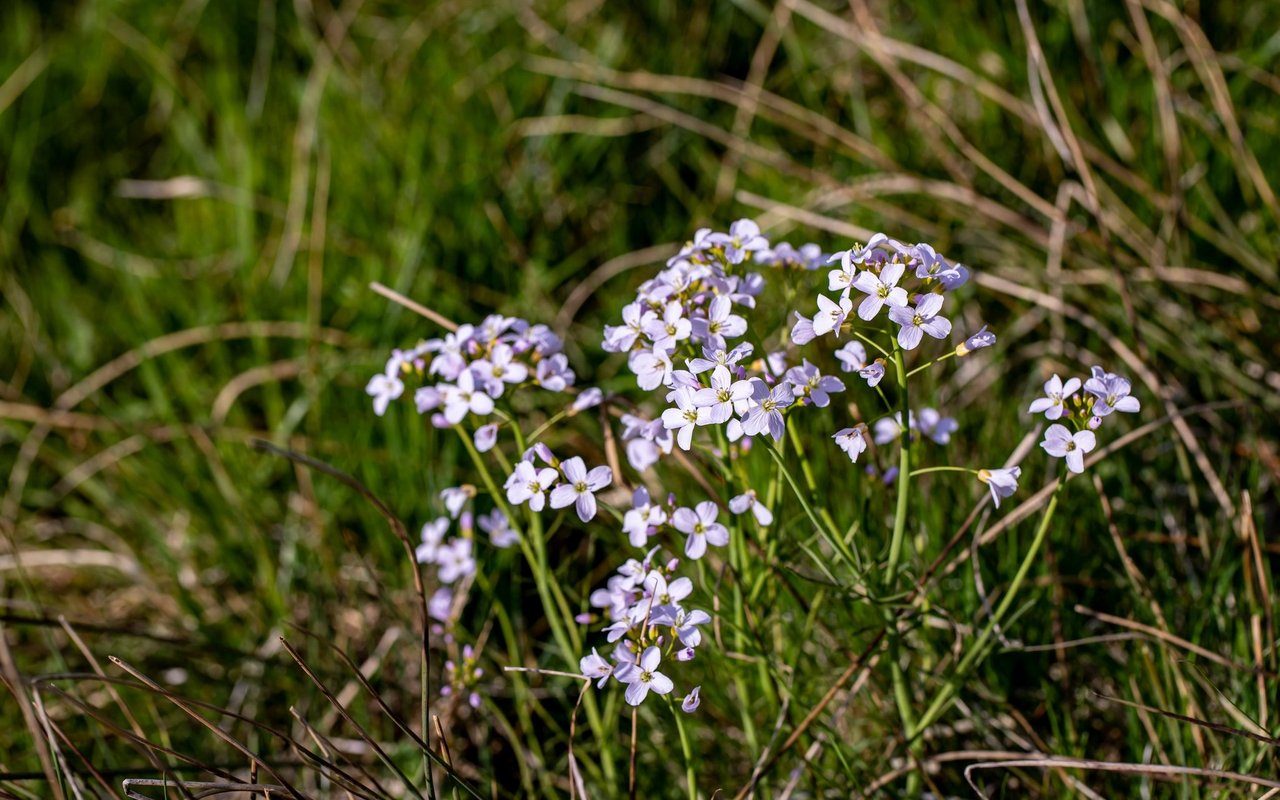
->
[640,645,662,672]
[549,484,577,509]
[1045,374,1063,395]
[648,672,674,695]
[768,412,786,441]
[1062,377,1082,396]
[575,492,597,522]
[916,293,944,316]
[880,262,905,285]
[560,456,586,483]
[1045,403,1065,420]
[752,503,773,526]
[470,393,494,415]
[704,524,729,547]
[1074,430,1097,453]
[528,492,546,512]
[1028,398,1055,415]
[685,532,707,560]
[586,466,613,491]
[898,325,925,351]
[695,501,718,524]
[677,424,694,451]
[920,314,951,338]
[671,507,698,534]
[624,681,649,706]
[537,467,559,487]
[886,287,909,307]
[662,407,689,429]
[887,305,915,326]
[668,577,693,601]
[857,294,883,321]
[1114,396,1141,413]
[851,270,879,294]
[1065,450,1085,474]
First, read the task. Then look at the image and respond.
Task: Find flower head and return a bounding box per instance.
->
[978,467,1021,508]
[672,501,729,560]
[622,646,673,706]
[1028,374,1081,420]
[549,457,613,522]
[1040,424,1096,474]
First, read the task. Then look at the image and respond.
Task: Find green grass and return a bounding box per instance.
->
[1,0,1278,797]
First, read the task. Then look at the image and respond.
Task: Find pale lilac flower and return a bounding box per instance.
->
[662,387,711,450]
[474,423,498,453]
[603,302,654,352]
[580,648,613,688]
[850,262,908,320]
[506,460,558,512]
[668,227,714,266]
[478,509,518,548]
[652,605,711,647]
[1028,374,1081,421]
[835,340,867,372]
[687,343,752,375]
[917,408,958,445]
[833,426,869,463]
[742,381,793,441]
[414,386,441,414]
[437,538,475,583]
[826,250,859,296]
[913,243,970,289]
[623,646,674,706]
[785,360,845,407]
[443,370,494,424]
[1084,368,1140,417]
[622,487,668,548]
[416,518,450,564]
[673,501,729,560]
[693,295,748,350]
[729,490,772,526]
[693,366,755,424]
[789,311,817,345]
[888,294,951,351]
[859,360,886,387]
[682,686,701,713]
[644,571,693,609]
[957,325,996,355]
[630,348,673,391]
[710,219,768,264]
[428,587,453,622]
[440,487,470,518]
[471,343,528,396]
[812,293,853,337]
[549,457,612,522]
[572,387,604,413]
[979,467,1021,508]
[366,365,404,417]
[1041,424,1096,474]
[643,301,693,350]
[535,354,575,391]
[874,415,906,445]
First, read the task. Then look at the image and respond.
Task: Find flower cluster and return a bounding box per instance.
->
[365,315,576,438]
[417,485,520,627]
[441,643,484,710]
[1030,367,1140,473]
[792,233,969,351]
[504,445,613,523]
[581,545,708,708]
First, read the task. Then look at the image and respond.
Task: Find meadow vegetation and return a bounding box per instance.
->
[1,0,1278,797]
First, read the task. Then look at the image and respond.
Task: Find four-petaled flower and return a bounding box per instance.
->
[851,262,908,320]
[673,501,729,560]
[888,294,951,351]
[506,460,558,512]
[1040,424,1096,474]
[1028,374,1080,420]
[550,457,613,522]
[662,386,712,450]
[1084,367,1140,417]
[623,646,674,706]
[979,467,1021,508]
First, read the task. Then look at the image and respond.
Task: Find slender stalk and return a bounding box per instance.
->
[454,428,617,783]
[672,700,698,800]
[883,343,923,794]
[909,478,1066,739]
[909,466,978,478]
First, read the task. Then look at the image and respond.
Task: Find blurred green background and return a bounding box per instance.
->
[1,0,1278,796]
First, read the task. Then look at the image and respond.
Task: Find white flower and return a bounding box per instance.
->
[549,457,612,522]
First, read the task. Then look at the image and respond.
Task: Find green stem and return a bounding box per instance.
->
[909,478,1066,739]
[909,466,978,478]
[884,343,921,793]
[672,700,698,800]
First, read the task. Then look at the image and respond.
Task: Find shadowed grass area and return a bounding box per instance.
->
[1,0,1278,797]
